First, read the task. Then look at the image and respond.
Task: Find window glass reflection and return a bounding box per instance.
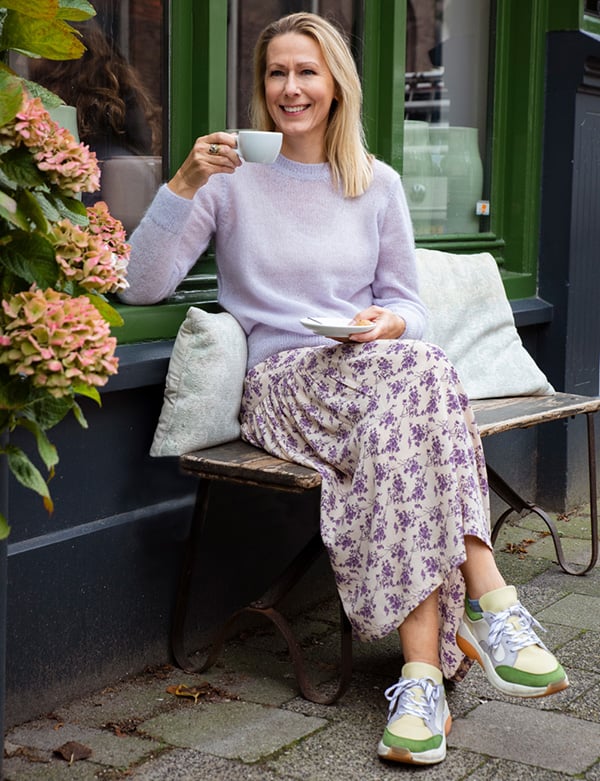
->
[405,0,491,236]
[14,1,165,236]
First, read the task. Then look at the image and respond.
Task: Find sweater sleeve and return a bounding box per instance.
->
[119,183,215,305]
[371,174,428,340]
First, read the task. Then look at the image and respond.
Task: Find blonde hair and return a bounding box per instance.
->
[251,12,373,198]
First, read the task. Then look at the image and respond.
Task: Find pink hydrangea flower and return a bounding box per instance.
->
[3,96,100,195]
[51,211,129,294]
[86,202,130,291]
[0,287,118,398]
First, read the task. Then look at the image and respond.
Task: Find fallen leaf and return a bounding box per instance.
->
[53,741,92,764]
[166,682,211,704]
[103,718,141,737]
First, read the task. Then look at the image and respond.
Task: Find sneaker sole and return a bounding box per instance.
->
[457,622,569,698]
[377,713,452,765]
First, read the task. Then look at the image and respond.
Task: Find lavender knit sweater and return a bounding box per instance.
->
[121,155,427,369]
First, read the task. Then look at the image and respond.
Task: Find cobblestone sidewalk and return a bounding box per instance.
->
[4,507,600,780]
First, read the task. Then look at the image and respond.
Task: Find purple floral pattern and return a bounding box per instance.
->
[240,339,491,680]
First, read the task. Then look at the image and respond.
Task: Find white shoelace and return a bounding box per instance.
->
[486,603,549,654]
[384,677,439,723]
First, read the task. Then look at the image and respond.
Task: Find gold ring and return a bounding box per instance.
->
[208,143,220,155]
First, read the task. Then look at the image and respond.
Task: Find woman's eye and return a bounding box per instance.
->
[301,69,316,76]
[269,69,285,77]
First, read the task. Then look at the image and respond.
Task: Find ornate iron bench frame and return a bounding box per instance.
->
[171,391,600,705]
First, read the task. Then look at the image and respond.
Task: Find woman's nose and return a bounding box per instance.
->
[284,75,300,95]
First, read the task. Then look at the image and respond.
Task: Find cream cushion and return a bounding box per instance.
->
[415,248,554,399]
[150,307,247,457]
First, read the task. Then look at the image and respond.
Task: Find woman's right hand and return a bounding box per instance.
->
[167,132,241,199]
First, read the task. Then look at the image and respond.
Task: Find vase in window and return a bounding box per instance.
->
[437,126,484,235]
[48,104,80,144]
[403,120,444,235]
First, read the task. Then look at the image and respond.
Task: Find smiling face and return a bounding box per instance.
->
[264,32,337,161]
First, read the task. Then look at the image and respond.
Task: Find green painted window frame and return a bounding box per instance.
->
[116,0,586,344]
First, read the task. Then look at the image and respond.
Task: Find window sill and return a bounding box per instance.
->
[511,297,553,328]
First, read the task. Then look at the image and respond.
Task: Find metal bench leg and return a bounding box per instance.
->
[170,487,353,703]
[487,411,598,575]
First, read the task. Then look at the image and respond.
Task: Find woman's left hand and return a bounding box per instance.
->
[345,306,406,342]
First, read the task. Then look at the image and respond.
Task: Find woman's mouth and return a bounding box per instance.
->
[281,105,309,114]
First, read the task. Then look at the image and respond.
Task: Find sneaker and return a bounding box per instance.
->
[377,662,452,765]
[456,585,569,698]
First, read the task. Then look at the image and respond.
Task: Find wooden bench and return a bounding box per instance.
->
[171,391,600,704]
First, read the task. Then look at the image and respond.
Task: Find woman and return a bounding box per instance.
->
[121,12,567,766]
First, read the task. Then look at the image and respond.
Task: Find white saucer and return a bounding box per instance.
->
[300,317,375,338]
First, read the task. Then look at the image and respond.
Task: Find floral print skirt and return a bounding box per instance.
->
[240,339,491,680]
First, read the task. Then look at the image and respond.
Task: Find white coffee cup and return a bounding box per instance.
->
[236,130,282,163]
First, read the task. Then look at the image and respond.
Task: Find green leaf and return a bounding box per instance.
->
[0,146,46,189]
[17,416,59,470]
[0,189,29,230]
[0,69,25,128]
[57,0,97,23]
[30,190,61,223]
[17,189,49,232]
[2,12,86,61]
[23,80,64,108]
[50,191,88,224]
[5,443,53,507]
[71,382,101,405]
[0,1,59,20]
[0,230,59,288]
[70,399,88,428]
[0,368,36,411]
[28,393,73,429]
[86,293,125,327]
[0,513,10,540]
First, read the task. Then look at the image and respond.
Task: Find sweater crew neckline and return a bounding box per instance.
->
[273,154,331,181]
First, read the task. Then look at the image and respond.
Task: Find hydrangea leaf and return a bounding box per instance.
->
[0,513,10,540]
[31,191,61,223]
[0,190,29,231]
[71,382,101,405]
[18,189,49,232]
[70,400,89,429]
[0,69,25,128]
[0,146,46,189]
[86,293,125,327]
[0,1,59,20]
[5,443,54,511]
[1,231,59,288]
[22,79,64,108]
[17,417,59,470]
[57,0,97,23]
[51,191,88,224]
[0,368,34,410]
[2,12,86,61]
[28,393,73,430]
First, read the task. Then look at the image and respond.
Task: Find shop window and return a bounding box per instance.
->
[585,1,600,17]
[12,0,166,238]
[404,0,492,237]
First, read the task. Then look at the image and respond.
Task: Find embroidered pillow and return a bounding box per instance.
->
[150,308,247,456]
[415,249,554,399]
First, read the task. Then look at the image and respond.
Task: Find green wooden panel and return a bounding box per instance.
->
[362,0,405,169]
[170,0,228,173]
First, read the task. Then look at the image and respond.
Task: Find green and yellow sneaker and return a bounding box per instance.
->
[377,662,452,765]
[456,585,569,698]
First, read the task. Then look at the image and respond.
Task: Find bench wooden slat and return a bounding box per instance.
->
[472,392,600,438]
[180,439,321,492]
[180,392,600,491]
